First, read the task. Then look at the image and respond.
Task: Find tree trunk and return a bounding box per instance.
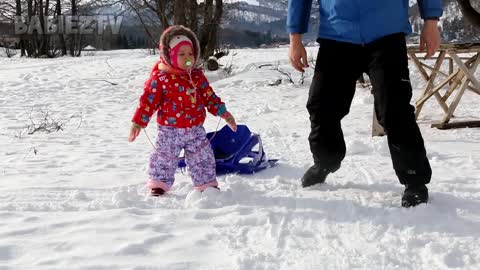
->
[186,0,198,33]
[156,0,169,29]
[43,0,50,56]
[200,0,213,58]
[56,0,67,55]
[200,0,223,59]
[26,0,34,56]
[45,0,49,16]
[29,0,43,57]
[15,0,26,56]
[456,0,480,28]
[173,0,186,25]
[207,0,223,57]
[69,0,77,56]
[76,36,83,57]
[37,0,48,56]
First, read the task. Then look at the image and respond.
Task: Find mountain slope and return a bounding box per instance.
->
[225,0,480,43]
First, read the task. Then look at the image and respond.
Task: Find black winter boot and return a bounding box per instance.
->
[401,184,428,208]
[301,164,333,188]
[151,188,165,196]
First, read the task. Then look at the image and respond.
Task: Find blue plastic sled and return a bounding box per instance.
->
[178,125,278,174]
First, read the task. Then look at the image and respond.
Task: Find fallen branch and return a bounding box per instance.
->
[273,66,294,84]
[257,64,273,68]
[84,79,118,85]
[23,108,77,135]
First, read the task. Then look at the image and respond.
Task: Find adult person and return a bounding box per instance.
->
[287,0,442,207]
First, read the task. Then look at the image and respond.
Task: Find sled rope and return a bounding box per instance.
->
[143,128,157,149]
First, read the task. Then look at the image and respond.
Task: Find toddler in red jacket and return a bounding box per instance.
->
[128,25,237,196]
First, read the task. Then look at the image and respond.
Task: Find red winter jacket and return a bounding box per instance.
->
[132,61,227,128]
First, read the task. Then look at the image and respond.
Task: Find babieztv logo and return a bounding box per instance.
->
[14,15,123,35]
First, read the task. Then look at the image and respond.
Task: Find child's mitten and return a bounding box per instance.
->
[128,123,142,142]
[221,111,237,132]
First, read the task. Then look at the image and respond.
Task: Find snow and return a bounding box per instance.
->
[236,0,260,6]
[83,45,97,51]
[1,47,480,269]
[226,10,279,23]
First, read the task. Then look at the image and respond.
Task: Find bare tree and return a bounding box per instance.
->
[126,0,224,60]
[0,1,15,21]
[125,0,161,49]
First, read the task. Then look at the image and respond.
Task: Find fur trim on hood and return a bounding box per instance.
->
[159,25,201,67]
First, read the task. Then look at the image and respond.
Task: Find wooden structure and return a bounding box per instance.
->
[407,43,480,129]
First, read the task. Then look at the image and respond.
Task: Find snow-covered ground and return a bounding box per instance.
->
[1,47,479,269]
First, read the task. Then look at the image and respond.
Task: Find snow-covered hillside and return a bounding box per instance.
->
[227,0,480,42]
[1,48,479,269]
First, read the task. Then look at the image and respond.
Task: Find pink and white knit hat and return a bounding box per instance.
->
[168,35,194,69]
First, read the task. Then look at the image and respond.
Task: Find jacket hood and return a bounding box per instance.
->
[159,25,201,67]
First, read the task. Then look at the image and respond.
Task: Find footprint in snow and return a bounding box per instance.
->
[184,187,222,208]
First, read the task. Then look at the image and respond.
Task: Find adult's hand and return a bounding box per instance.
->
[420,19,441,58]
[288,33,309,73]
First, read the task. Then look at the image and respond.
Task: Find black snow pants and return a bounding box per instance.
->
[307,33,432,185]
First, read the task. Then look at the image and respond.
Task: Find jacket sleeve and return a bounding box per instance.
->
[197,73,227,117]
[417,0,443,19]
[287,0,313,34]
[131,73,163,128]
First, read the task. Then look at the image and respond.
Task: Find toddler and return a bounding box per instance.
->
[128,25,237,196]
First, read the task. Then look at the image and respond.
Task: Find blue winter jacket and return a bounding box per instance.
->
[287,0,443,44]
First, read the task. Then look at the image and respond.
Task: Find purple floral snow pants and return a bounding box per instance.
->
[147,125,217,191]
